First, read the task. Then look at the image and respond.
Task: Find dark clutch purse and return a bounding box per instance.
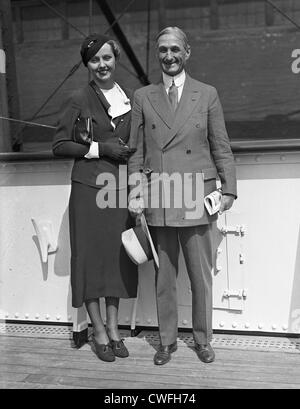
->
[73,116,93,146]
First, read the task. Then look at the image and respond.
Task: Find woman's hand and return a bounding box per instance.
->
[99,142,135,161]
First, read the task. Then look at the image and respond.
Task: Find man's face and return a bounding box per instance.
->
[157,33,191,76]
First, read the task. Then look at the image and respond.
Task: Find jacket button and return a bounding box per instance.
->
[152,124,156,129]
[186,149,191,154]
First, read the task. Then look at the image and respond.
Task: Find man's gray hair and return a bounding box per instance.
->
[155,27,190,51]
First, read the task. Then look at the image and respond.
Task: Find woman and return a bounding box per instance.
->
[53,33,138,362]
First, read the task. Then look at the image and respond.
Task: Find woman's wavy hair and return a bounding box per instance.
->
[107,40,121,60]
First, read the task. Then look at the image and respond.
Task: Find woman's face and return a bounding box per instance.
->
[87,43,116,87]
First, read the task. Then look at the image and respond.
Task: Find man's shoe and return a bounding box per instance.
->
[194,343,215,363]
[154,341,177,365]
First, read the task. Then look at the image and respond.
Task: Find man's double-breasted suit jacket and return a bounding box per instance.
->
[128,74,237,226]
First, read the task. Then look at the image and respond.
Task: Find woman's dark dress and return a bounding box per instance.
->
[53,82,138,308]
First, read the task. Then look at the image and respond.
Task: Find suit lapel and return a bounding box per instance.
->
[112,87,131,142]
[89,81,132,137]
[147,82,175,129]
[88,81,113,129]
[162,75,202,148]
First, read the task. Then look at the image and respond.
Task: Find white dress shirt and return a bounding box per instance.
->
[100,82,131,128]
[163,70,186,103]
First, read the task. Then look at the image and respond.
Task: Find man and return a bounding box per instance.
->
[128,27,237,365]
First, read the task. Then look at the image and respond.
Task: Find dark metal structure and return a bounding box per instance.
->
[0,0,21,151]
[95,0,149,85]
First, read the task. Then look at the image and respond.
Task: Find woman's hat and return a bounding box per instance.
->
[122,214,159,268]
[80,33,111,66]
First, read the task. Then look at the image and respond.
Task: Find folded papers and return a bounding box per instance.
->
[204,190,222,215]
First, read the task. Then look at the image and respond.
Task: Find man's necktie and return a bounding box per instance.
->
[168,79,178,111]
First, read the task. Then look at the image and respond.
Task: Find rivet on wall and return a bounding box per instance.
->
[244,323,250,329]
[136,318,140,323]
[15,312,19,318]
[219,321,225,328]
[232,322,237,328]
[125,317,130,323]
[25,313,29,319]
[282,325,288,331]
[258,323,264,329]
[5,313,9,318]
[45,314,50,320]
[272,324,277,330]
[182,320,188,325]
[35,313,40,319]
[68,316,72,321]
[147,319,152,324]
[56,316,61,321]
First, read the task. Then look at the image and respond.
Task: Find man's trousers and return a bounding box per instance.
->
[149,224,214,345]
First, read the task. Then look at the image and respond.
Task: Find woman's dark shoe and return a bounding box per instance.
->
[93,338,115,362]
[110,339,129,358]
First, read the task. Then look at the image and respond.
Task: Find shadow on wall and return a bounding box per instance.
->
[213,222,224,278]
[32,235,49,281]
[53,207,73,322]
[53,207,70,278]
[288,224,300,338]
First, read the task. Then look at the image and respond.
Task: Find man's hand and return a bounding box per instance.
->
[128,197,145,216]
[219,194,235,215]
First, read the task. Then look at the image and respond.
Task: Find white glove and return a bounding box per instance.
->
[128,197,145,216]
[84,141,99,159]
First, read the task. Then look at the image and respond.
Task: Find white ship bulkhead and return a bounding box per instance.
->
[1,143,300,336]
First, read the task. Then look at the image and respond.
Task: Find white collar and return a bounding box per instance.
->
[163,70,186,88]
[100,82,131,121]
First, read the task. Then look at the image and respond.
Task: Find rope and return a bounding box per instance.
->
[39,0,87,37]
[265,0,300,31]
[40,0,137,37]
[0,116,55,129]
[28,60,82,121]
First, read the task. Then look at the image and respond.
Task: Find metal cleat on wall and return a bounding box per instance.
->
[221,224,246,236]
[223,289,247,300]
[31,218,58,263]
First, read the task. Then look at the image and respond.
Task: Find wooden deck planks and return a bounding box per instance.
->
[0,334,300,389]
